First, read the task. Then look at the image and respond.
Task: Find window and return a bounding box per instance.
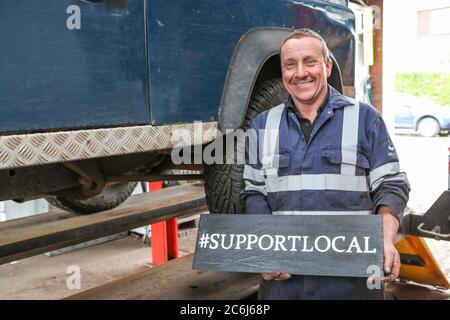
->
[418,7,450,37]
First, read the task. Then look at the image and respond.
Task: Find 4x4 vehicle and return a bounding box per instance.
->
[0,0,355,214]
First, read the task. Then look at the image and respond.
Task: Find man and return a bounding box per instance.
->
[241,29,410,300]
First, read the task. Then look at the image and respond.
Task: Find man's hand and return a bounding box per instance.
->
[379,205,401,283]
[261,272,292,281]
[383,241,400,282]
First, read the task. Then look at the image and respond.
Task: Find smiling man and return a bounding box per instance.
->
[241,29,411,300]
[281,32,332,122]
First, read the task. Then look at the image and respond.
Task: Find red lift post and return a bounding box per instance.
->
[149,181,179,265]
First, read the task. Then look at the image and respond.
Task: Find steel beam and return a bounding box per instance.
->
[0,183,206,265]
[66,253,260,300]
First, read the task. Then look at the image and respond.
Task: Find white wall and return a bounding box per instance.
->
[383,0,450,133]
[0,199,49,221]
[384,0,450,73]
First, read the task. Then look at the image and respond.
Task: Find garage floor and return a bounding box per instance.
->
[0,227,198,300]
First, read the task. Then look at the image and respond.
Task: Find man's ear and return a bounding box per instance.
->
[325,59,333,78]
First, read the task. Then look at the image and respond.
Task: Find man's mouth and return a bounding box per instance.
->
[291,80,314,87]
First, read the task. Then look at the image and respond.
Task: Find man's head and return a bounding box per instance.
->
[280,29,333,109]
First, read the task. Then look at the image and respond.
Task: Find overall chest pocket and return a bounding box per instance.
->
[320,146,371,210]
[321,146,370,176]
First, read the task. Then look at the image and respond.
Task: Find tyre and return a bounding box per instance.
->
[417,117,440,137]
[204,79,286,213]
[46,182,137,214]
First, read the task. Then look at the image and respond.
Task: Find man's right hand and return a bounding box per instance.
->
[261,272,292,281]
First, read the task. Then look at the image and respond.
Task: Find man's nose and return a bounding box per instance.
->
[294,63,308,77]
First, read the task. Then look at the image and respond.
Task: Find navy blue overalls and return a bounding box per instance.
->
[241,86,410,300]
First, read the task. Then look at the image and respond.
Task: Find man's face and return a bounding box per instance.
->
[280,37,332,107]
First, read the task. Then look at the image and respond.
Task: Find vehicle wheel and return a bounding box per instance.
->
[417,117,440,137]
[46,182,137,214]
[204,79,286,213]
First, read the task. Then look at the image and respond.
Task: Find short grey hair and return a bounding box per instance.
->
[280,29,330,62]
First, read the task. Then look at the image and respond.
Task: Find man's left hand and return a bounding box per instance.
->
[379,205,401,283]
[383,240,400,282]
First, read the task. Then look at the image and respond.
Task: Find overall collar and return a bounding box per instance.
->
[286,89,329,119]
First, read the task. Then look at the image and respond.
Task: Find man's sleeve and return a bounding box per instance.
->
[367,115,411,220]
[240,119,271,215]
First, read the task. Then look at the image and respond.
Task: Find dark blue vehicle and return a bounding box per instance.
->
[394,93,450,137]
[0,0,356,214]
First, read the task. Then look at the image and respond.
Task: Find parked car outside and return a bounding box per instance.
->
[394,93,450,137]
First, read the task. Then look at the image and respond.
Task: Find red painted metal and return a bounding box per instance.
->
[149,181,178,265]
[151,220,168,265]
[166,218,179,259]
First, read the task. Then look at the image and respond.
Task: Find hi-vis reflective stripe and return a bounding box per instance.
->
[369,162,400,188]
[266,174,369,192]
[261,104,284,174]
[341,100,360,175]
[244,180,267,196]
[371,173,409,191]
[273,210,372,215]
[243,165,265,183]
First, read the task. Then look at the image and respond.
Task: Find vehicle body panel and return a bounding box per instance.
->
[148,0,355,125]
[1,0,355,133]
[0,0,150,133]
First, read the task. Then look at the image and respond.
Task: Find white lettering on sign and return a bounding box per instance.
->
[235,234,247,249]
[258,235,274,251]
[198,233,377,254]
[287,235,302,252]
[332,236,346,253]
[66,5,81,30]
[314,236,331,253]
[246,234,258,250]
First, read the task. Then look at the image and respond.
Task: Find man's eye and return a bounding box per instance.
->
[284,63,295,69]
[305,59,318,66]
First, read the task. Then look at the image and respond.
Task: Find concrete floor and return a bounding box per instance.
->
[0,227,198,300]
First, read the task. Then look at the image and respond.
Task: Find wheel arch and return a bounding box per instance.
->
[415,115,441,131]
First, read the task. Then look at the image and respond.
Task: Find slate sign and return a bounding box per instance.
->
[193,214,383,278]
